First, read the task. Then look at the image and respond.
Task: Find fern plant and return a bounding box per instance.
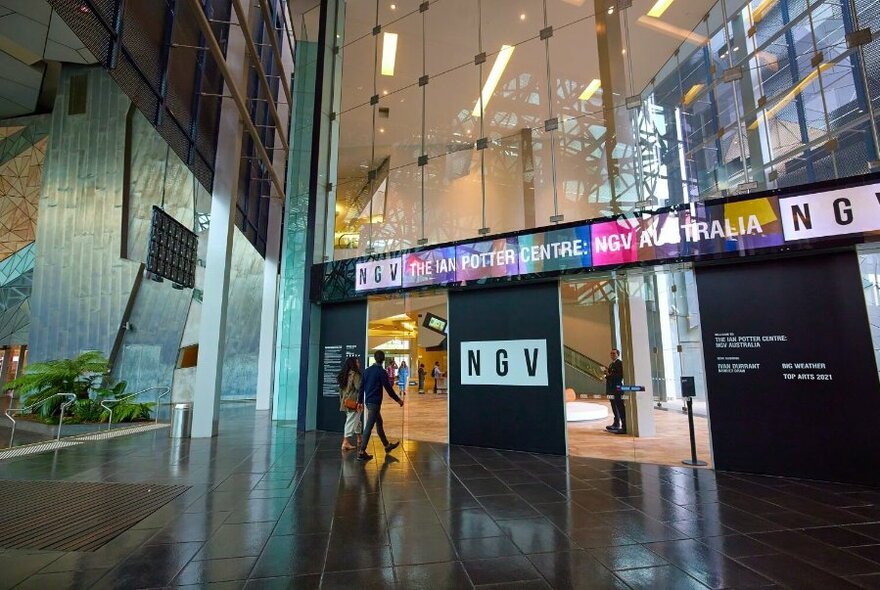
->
[6,352,152,423]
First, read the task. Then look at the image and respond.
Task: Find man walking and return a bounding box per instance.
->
[604,349,626,434]
[357,350,404,462]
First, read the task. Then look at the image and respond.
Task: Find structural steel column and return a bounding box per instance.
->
[192,3,249,438]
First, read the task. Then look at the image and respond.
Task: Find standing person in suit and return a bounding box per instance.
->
[604,349,626,434]
[357,350,404,462]
[417,363,426,394]
[432,361,442,394]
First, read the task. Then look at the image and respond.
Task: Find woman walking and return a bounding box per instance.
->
[397,360,410,396]
[338,356,363,451]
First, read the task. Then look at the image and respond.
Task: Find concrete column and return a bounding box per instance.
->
[17,345,27,378]
[191,4,248,438]
[256,199,282,411]
[0,347,11,391]
[623,274,656,437]
[256,19,293,413]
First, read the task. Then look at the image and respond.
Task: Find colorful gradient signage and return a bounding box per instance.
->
[591,198,784,266]
[350,183,880,294]
[403,246,456,288]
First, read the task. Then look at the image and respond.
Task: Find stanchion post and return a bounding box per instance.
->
[682,396,707,467]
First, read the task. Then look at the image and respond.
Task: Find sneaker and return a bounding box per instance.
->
[385,441,400,453]
[605,425,620,432]
[356,452,373,462]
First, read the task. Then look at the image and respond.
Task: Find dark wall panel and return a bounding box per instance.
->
[448,281,566,455]
[317,301,366,432]
[696,251,880,486]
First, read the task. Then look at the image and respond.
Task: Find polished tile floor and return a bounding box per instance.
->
[2,402,880,589]
[567,399,712,468]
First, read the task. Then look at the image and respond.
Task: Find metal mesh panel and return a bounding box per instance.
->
[49,0,227,217]
[48,1,112,64]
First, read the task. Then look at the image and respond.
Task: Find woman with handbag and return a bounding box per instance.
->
[338,356,363,451]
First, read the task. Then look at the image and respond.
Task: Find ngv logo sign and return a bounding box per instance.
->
[355,257,403,292]
[461,339,548,386]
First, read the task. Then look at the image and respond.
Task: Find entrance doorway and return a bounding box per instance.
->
[561,265,713,467]
[366,291,449,444]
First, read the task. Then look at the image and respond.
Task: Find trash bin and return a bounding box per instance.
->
[170,403,192,438]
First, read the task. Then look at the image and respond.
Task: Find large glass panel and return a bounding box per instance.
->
[546,0,595,28]
[485,133,527,234]
[379,0,423,26]
[375,9,422,97]
[425,0,478,75]
[376,82,423,169]
[424,149,482,244]
[336,104,375,259]
[343,0,377,44]
[425,64,479,158]
[476,37,547,140]
[368,163,423,253]
[340,34,377,112]
[481,0,543,53]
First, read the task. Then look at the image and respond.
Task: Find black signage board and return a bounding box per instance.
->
[680,376,696,398]
[146,206,198,288]
[448,281,566,455]
[696,251,880,485]
[317,301,366,432]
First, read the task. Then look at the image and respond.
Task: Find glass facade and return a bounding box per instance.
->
[319,0,880,262]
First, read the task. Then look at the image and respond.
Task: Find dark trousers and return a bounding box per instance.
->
[610,394,626,430]
[359,403,388,452]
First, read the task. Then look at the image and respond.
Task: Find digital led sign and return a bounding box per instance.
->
[347,181,880,295]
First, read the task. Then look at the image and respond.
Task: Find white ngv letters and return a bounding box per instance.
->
[460,339,549,386]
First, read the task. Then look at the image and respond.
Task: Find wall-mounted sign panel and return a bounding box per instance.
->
[355,257,403,292]
[780,185,880,241]
[460,339,549,386]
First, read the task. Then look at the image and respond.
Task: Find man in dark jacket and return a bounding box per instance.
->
[604,349,626,434]
[357,350,404,461]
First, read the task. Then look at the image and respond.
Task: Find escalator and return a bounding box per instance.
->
[563,345,606,397]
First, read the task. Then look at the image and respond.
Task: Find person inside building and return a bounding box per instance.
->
[385,358,398,385]
[397,360,409,396]
[337,356,362,451]
[604,348,626,434]
[357,350,404,462]
[417,363,426,394]
[432,361,442,394]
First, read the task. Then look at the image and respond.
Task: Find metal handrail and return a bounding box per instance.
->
[101,386,171,432]
[563,346,607,382]
[4,392,77,447]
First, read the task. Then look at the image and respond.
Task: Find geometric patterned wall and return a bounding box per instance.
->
[0,116,49,345]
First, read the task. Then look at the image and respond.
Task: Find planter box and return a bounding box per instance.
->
[10,418,114,437]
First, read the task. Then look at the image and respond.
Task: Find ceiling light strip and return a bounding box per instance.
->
[647,0,675,18]
[579,79,602,101]
[382,32,398,76]
[472,45,515,117]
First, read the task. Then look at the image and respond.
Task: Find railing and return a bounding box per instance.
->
[101,386,171,432]
[563,346,607,383]
[4,393,77,447]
